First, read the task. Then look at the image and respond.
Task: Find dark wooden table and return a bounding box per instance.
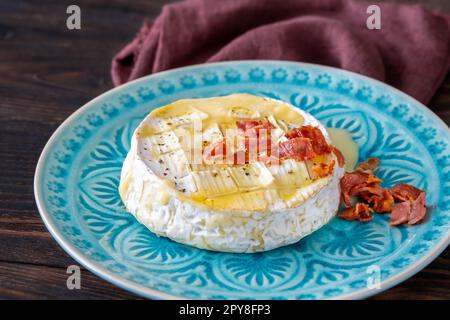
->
[0,0,449,300]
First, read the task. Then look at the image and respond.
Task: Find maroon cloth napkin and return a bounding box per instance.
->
[111,0,450,104]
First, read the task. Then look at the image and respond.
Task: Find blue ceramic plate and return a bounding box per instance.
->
[35,61,450,299]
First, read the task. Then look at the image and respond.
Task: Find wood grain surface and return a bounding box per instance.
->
[0,0,448,300]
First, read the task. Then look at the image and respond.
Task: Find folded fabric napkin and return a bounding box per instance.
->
[111,0,450,104]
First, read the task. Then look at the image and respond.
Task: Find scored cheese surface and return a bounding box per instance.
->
[119,94,347,252]
[123,94,335,211]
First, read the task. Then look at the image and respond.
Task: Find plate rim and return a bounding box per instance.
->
[34,60,450,300]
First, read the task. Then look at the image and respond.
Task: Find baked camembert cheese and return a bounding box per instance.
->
[119,94,345,252]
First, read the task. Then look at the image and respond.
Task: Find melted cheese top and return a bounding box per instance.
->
[126,94,351,212]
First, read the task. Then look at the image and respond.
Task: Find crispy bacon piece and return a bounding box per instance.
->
[236,119,274,137]
[206,136,278,165]
[371,189,394,213]
[206,139,240,165]
[278,125,337,164]
[390,201,411,226]
[284,127,302,140]
[204,138,246,164]
[340,173,368,206]
[232,119,276,164]
[390,192,426,225]
[389,183,426,225]
[358,187,394,213]
[340,172,382,207]
[355,157,380,175]
[408,192,427,225]
[339,203,373,222]
[339,158,427,226]
[331,146,345,167]
[357,186,383,201]
[278,137,316,161]
[285,125,331,154]
[390,183,422,202]
[367,175,382,184]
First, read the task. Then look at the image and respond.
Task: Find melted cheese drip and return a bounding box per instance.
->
[327,128,359,171]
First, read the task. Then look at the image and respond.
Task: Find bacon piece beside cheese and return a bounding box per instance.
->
[339,202,373,222]
[357,186,394,213]
[389,184,426,225]
[371,188,394,213]
[338,157,427,226]
[408,192,427,225]
[390,201,411,226]
[389,191,426,225]
[340,172,382,207]
[390,183,422,202]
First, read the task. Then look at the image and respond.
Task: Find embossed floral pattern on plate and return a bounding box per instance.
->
[35,61,450,300]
